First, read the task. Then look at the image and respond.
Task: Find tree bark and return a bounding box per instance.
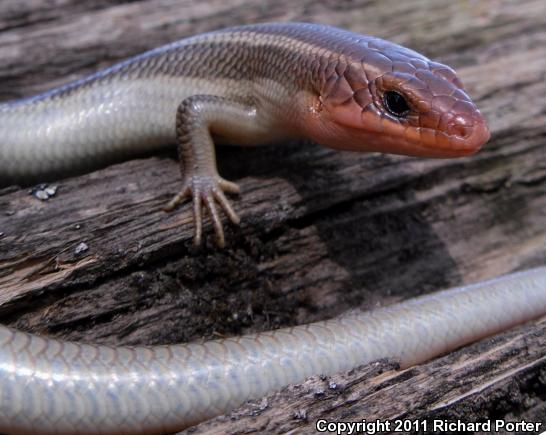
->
[0,0,545,433]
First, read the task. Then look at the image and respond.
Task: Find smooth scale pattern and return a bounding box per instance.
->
[0,267,545,433]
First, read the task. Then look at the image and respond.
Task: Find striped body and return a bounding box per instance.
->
[1,24,315,181]
[0,22,489,184]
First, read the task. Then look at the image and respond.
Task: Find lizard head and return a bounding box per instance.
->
[305,39,490,158]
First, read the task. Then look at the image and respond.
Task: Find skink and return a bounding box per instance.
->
[0,22,490,246]
[1,22,540,435]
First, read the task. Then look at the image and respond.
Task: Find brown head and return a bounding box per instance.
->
[303,34,490,157]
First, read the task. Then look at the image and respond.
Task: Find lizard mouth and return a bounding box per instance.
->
[307,113,489,158]
[396,120,491,156]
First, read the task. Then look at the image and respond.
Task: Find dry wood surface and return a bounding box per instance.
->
[0,0,545,433]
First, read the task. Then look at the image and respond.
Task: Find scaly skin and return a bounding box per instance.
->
[0,267,545,434]
[0,23,513,435]
[0,23,490,246]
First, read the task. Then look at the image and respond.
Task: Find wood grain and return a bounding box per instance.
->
[0,0,545,432]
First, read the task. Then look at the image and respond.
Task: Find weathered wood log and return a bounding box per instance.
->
[0,0,545,432]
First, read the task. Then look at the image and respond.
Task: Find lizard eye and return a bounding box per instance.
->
[383,91,410,118]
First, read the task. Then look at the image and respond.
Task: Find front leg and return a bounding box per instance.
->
[164,95,258,247]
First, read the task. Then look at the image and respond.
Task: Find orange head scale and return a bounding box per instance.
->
[306,35,490,158]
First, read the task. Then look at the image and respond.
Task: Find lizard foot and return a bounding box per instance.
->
[164,175,240,247]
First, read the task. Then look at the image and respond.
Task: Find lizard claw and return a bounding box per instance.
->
[164,175,240,247]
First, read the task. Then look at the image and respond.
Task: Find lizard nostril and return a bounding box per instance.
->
[447,115,473,138]
[448,124,470,138]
